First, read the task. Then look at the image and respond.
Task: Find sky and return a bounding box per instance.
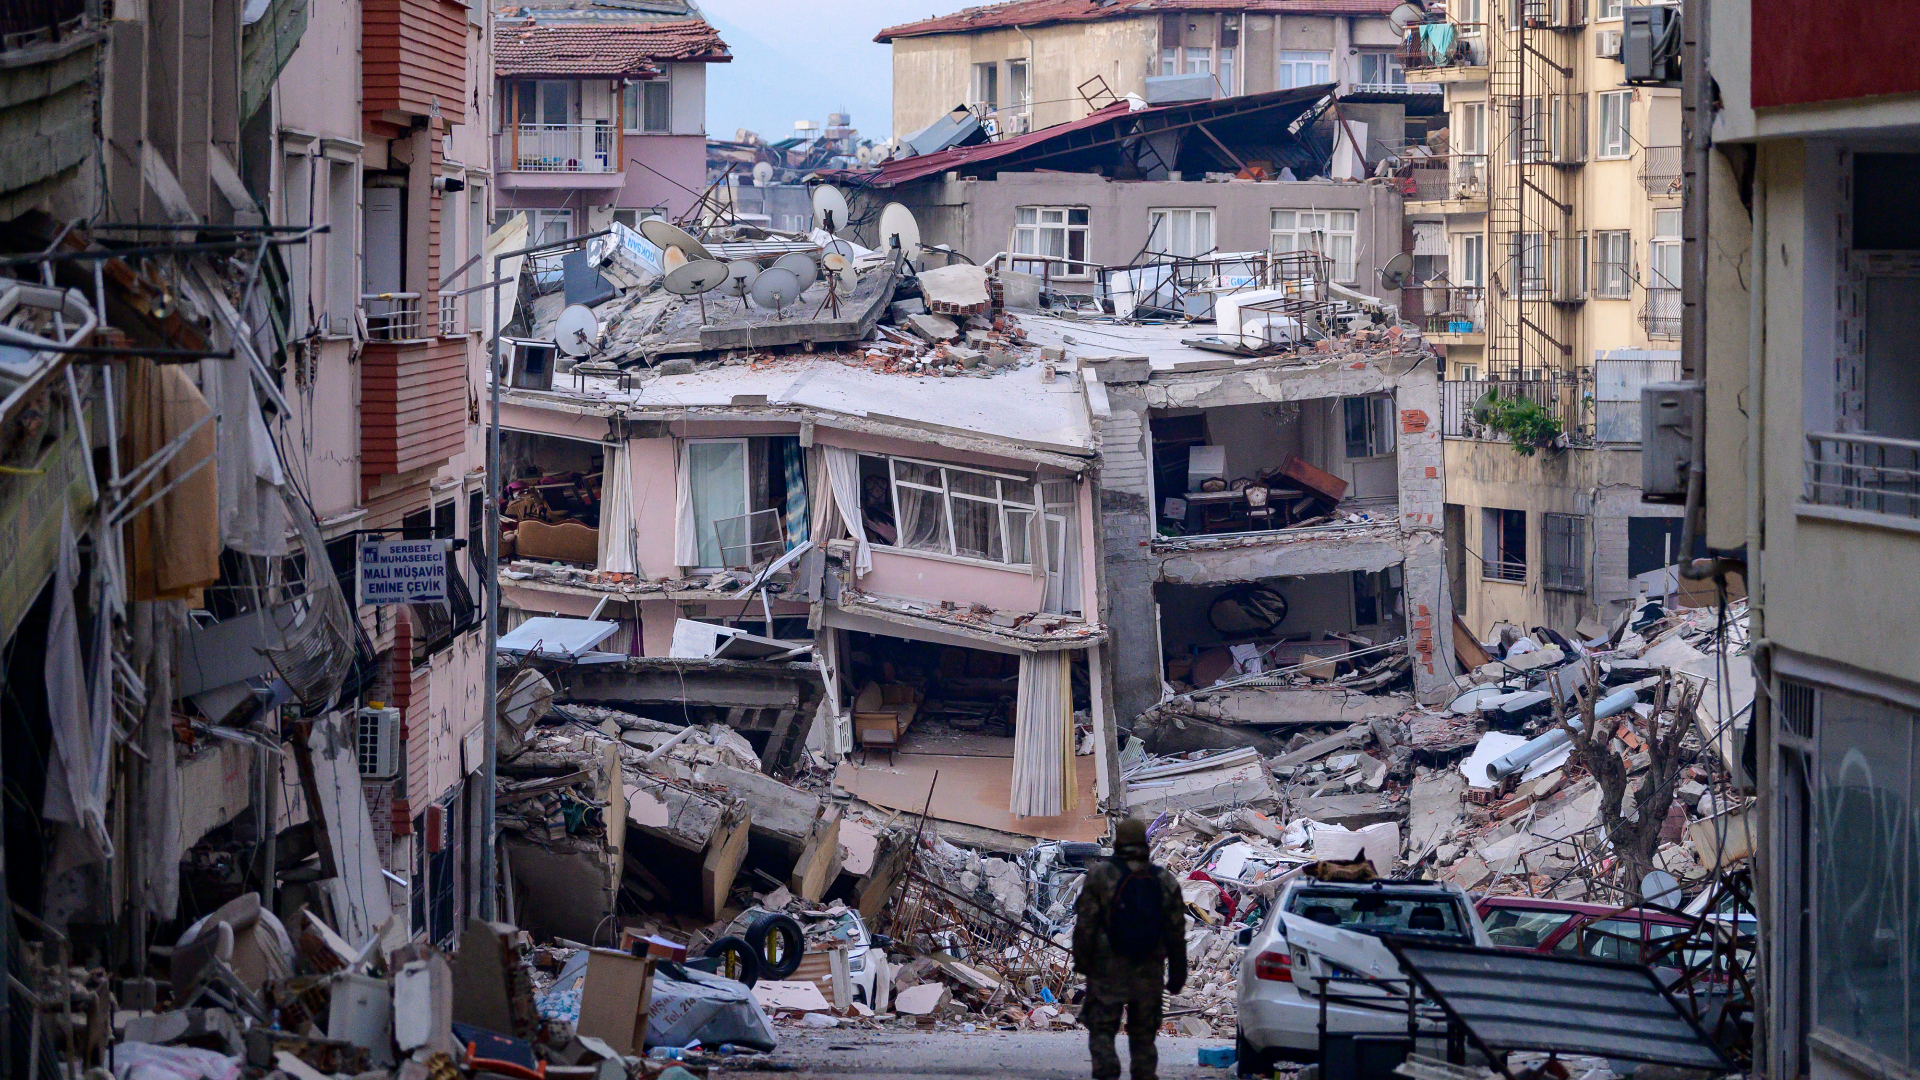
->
[698,0,912,144]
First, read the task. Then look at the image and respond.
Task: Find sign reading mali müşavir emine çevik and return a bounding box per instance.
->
[356,537,449,605]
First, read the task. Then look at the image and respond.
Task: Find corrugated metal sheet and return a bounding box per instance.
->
[1384,941,1733,1071]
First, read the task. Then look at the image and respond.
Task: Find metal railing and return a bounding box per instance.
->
[1352,80,1442,95]
[1642,287,1682,339]
[1403,285,1484,334]
[1399,21,1486,70]
[2,0,87,46]
[1442,378,1579,441]
[507,122,620,173]
[361,292,424,341]
[438,293,461,336]
[1804,432,1920,520]
[1640,145,1683,196]
[1593,355,1681,443]
[1402,154,1487,202]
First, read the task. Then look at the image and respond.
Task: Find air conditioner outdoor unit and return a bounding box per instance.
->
[357,707,402,779]
[1623,4,1681,84]
[1595,28,1622,60]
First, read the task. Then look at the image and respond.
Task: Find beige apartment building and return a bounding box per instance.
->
[1402,0,1686,639]
[877,0,1415,141]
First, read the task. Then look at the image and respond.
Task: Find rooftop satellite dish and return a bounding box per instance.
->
[661,244,689,274]
[833,264,858,297]
[554,305,599,357]
[748,265,803,318]
[719,260,759,297]
[1379,251,1416,291]
[752,160,775,186]
[772,251,820,292]
[639,216,713,262]
[823,238,858,261]
[1389,2,1426,32]
[877,202,921,266]
[1641,870,1682,909]
[664,258,731,323]
[812,185,851,234]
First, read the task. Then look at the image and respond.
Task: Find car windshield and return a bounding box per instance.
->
[1483,906,1578,949]
[827,912,869,947]
[1287,889,1471,939]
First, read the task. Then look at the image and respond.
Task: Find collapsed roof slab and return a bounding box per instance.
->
[1154,526,1407,585]
[557,656,819,712]
[1160,688,1415,726]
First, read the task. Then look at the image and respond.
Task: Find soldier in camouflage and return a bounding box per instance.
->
[1073,817,1187,1080]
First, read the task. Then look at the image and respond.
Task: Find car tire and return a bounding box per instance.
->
[745,913,806,979]
[1236,1028,1279,1078]
[703,935,762,987]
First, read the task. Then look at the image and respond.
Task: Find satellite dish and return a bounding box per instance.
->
[661,244,689,274]
[664,259,731,323]
[878,203,921,264]
[1641,870,1682,909]
[823,238,858,261]
[833,265,858,296]
[812,186,851,234]
[1379,252,1415,291]
[719,260,759,297]
[639,216,713,261]
[752,160,774,186]
[1389,2,1426,32]
[748,265,803,316]
[554,305,599,357]
[772,251,820,292]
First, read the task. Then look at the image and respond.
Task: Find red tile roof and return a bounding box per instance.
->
[877,0,1400,42]
[494,20,731,77]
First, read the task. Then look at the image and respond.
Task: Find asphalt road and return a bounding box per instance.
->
[717,1028,1235,1079]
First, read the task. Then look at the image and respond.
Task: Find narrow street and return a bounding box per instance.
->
[723,1030,1226,1079]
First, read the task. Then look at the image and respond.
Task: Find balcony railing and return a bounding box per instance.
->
[2,0,87,45]
[1399,22,1486,71]
[1404,285,1484,335]
[1593,355,1681,443]
[1403,154,1488,203]
[1640,146,1682,196]
[1641,287,1682,339]
[1352,80,1443,95]
[1442,378,1583,443]
[1805,432,1920,520]
[362,292,424,341]
[438,293,461,336]
[508,122,620,173]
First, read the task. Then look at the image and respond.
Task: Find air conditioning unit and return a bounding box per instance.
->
[1640,382,1702,502]
[504,337,557,392]
[1623,4,1681,84]
[357,706,402,779]
[1595,28,1622,60]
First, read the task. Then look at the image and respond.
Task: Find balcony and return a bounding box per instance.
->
[1349,80,1442,97]
[1403,285,1485,345]
[438,293,461,337]
[1401,154,1488,214]
[1399,22,1487,82]
[1641,287,1682,339]
[1640,145,1682,197]
[500,123,625,190]
[1442,378,1588,447]
[362,292,425,341]
[1804,432,1920,523]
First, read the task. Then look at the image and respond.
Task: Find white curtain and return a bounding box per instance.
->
[822,447,871,576]
[43,511,113,865]
[674,440,698,569]
[895,482,946,553]
[1010,650,1077,818]
[598,443,637,574]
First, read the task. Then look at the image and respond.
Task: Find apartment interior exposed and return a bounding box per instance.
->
[501,431,607,567]
[1155,569,1406,691]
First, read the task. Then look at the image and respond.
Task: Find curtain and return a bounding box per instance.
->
[822,447,871,576]
[1009,650,1078,818]
[782,439,810,548]
[43,511,113,865]
[598,444,637,574]
[673,440,698,569]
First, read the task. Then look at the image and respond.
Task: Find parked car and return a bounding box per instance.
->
[1475,896,1695,968]
[1235,879,1491,1076]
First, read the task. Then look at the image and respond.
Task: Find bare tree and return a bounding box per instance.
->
[1555,663,1699,905]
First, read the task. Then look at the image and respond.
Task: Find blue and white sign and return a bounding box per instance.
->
[357,538,449,605]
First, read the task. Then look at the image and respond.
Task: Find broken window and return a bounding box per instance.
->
[1598,90,1631,158]
[1147,208,1215,260]
[1351,568,1401,626]
[1343,395,1396,459]
[1595,230,1633,297]
[857,454,1036,566]
[1482,507,1527,581]
[971,62,998,110]
[1541,512,1586,592]
[685,437,805,571]
[1278,50,1331,88]
[1011,206,1091,279]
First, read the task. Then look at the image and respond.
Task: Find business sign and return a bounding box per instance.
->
[357,538,449,605]
[603,220,663,278]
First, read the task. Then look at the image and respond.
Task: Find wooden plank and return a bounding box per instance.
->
[787,807,842,903]
[1453,613,1492,670]
[700,806,751,922]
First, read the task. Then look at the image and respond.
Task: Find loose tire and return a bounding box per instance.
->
[1236,1027,1280,1078]
[745,912,806,979]
[703,935,762,987]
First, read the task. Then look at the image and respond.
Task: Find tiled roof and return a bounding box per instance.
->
[876,0,1401,42]
[494,19,731,76]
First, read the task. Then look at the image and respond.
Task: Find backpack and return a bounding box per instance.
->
[1106,864,1165,961]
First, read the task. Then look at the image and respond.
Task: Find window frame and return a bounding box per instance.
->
[687,437,752,573]
[1147,207,1217,261]
[1598,90,1632,159]
[1594,229,1633,297]
[1541,511,1587,592]
[1459,232,1485,287]
[1649,209,1682,289]
[1278,49,1332,89]
[1011,205,1092,279]
[1343,394,1397,460]
[624,76,672,134]
[971,61,999,111]
[1273,209,1358,281]
[866,454,1038,570]
[1357,49,1407,89]
[1481,507,1527,582]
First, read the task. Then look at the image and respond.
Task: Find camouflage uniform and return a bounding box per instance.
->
[1074,819,1187,1080]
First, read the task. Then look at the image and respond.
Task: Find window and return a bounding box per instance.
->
[1184,46,1213,74]
[465,184,486,330]
[1595,230,1632,297]
[684,436,805,571]
[532,208,573,245]
[326,160,357,333]
[1541,512,1586,591]
[1357,51,1406,88]
[623,78,670,133]
[688,440,747,570]
[1217,47,1235,94]
[1518,232,1547,295]
[1012,206,1091,278]
[515,79,573,127]
[859,455,1037,566]
[1553,917,1643,962]
[1161,46,1179,76]
[1459,102,1487,155]
[1343,395,1396,458]
[1351,569,1398,626]
[971,62,999,110]
[1278,50,1332,88]
[1006,59,1031,110]
[1273,210,1358,280]
[1459,233,1485,287]
[1483,907,1578,950]
[1482,507,1526,581]
[1285,888,1472,941]
[1598,90,1631,157]
[1147,208,1215,260]
[1599,0,1623,16]
[282,153,313,335]
[1649,209,1681,288]
[468,489,486,598]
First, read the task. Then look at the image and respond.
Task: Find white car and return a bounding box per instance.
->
[1235,878,1492,1076]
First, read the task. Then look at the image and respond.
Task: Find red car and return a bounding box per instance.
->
[1473,895,1696,968]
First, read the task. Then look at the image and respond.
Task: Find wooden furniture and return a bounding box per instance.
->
[514,519,598,565]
